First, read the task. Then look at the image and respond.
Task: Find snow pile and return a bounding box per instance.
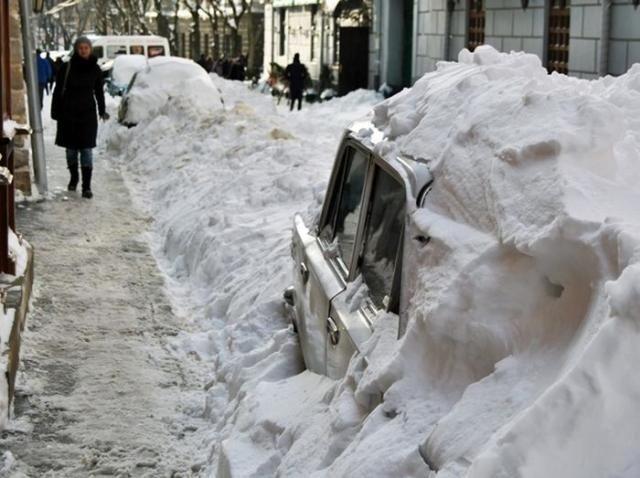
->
[120,56,223,124]
[106,77,381,474]
[108,46,640,478]
[2,119,18,140]
[110,54,147,86]
[359,45,640,477]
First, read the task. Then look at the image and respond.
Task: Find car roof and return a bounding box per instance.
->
[87,34,168,43]
[347,120,432,203]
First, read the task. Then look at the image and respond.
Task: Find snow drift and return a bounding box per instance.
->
[107,46,640,478]
[120,56,223,124]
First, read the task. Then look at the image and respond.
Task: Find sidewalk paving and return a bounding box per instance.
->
[0,125,207,476]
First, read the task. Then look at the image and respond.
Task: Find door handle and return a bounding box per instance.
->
[299,262,309,284]
[327,317,340,346]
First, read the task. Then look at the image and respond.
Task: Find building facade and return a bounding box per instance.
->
[266,0,640,95]
[373,0,640,92]
[264,0,372,93]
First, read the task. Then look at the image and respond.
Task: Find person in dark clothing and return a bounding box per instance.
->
[45,51,56,92]
[197,54,208,71]
[51,37,108,199]
[284,53,308,111]
[35,49,52,109]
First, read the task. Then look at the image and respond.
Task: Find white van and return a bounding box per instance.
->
[87,35,170,65]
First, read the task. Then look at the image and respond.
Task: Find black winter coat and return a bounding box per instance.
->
[52,55,105,150]
[284,62,307,97]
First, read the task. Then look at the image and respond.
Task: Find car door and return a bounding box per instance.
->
[291,141,371,375]
[326,160,408,378]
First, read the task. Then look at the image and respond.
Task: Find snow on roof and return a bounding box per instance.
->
[111,54,148,85]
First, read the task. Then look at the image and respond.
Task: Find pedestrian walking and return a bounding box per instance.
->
[284,53,308,111]
[51,36,108,199]
[35,49,51,109]
[45,51,56,92]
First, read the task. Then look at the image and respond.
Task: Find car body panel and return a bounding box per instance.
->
[287,120,433,378]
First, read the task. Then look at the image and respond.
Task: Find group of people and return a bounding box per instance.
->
[197,54,248,81]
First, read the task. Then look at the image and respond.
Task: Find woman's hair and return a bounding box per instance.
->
[73,36,92,54]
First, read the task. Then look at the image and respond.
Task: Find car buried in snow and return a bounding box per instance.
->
[284,121,432,379]
[117,56,223,127]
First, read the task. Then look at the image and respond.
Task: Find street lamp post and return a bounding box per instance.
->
[18,0,48,196]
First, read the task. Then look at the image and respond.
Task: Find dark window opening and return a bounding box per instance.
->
[547,0,570,74]
[467,0,485,52]
[279,9,286,56]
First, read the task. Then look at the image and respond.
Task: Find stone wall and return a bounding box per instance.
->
[9,0,31,195]
[609,0,640,75]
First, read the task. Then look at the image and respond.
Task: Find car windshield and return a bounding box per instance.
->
[333,148,368,270]
[359,167,405,309]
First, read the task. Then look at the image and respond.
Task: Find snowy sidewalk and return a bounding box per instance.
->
[0,127,207,476]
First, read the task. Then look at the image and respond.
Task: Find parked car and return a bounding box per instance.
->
[118,56,223,126]
[104,54,147,97]
[284,121,432,379]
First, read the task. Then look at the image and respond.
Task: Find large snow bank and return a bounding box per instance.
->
[359,45,640,477]
[109,46,640,478]
[106,73,381,474]
[121,56,223,124]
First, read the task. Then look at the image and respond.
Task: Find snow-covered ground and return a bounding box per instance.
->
[102,47,640,478]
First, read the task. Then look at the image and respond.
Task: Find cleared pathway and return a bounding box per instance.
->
[0,125,207,477]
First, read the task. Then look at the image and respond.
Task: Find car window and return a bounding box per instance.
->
[130,45,144,55]
[148,45,166,58]
[107,45,127,58]
[93,46,104,58]
[321,146,368,271]
[359,166,405,310]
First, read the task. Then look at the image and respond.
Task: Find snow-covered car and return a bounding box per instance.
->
[285,121,432,379]
[118,56,223,126]
[104,54,147,97]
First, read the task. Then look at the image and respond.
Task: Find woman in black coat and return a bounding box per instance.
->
[51,37,108,198]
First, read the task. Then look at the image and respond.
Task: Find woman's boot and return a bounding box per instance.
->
[67,160,79,191]
[81,167,93,198]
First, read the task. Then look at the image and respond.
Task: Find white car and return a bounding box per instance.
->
[285,121,432,379]
[118,56,223,126]
[105,54,148,97]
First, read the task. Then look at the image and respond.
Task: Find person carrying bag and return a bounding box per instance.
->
[51,36,109,198]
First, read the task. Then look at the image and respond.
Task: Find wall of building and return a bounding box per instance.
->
[264,4,336,84]
[9,0,31,194]
[375,0,640,88]
[609,0,640,75]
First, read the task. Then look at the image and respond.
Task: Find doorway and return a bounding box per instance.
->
[338,26,370,95]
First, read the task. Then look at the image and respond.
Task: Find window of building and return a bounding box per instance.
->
[181,33,186,57]
[547,0,570,74]
[279,9,286,56]
[311,5,318,61]
[467,0,485,52]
